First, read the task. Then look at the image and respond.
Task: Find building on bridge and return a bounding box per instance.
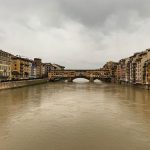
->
[48,69,111,82]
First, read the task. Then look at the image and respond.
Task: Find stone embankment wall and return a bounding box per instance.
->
[0,79,48,90]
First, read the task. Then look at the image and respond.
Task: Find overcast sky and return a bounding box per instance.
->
[0,0,150,69]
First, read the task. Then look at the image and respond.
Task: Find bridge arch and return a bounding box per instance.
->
[69,76,90,82]
[65,77,107,83]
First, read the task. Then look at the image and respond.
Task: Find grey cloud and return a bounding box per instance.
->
[1,0,149,31]
[0,0,150,68]
[57,0,150,30]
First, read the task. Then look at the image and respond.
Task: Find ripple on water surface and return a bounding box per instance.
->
[0,82,150,150]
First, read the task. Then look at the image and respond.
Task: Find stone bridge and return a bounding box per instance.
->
[48,69,111,82]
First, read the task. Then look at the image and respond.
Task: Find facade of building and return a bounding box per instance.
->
[28,61,33,78]
[143,60,150,84]
[43,63,55,77]
[52,64,65,70]
[42,63,46,78]
[11,56,32,80]
[118,59,126,82]
[130,53,140,84]
[0,50,12,81]
[34,58,42,78]
[113,49,150,85]
[102,61,118,82]
[147,61,150,84]
[135,57,142,84]
[130,50,150,84]
[140,50,150,84]
[103,61,118,77]
[116,63,121,81]
[128,56,133,83]
[41,63,65,78]
[124,58,130,83]
[31,62,37,79]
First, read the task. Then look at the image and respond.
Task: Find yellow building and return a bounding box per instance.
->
[0,50,12,81]
[11,56,32,80]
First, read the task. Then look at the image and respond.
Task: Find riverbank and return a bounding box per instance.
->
[0,79,48,90]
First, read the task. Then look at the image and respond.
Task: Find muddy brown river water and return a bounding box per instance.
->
[0,81,150,150]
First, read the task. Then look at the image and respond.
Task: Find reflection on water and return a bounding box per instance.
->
[0,82,150,150]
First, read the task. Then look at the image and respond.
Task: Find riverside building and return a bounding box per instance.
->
[33,58,42,78]
[0,50,12,81]
[143,59,150,85]
[111,49,150,86]
[11,56,32,80]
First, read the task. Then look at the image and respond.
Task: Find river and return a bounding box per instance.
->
[0,80,150,150]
